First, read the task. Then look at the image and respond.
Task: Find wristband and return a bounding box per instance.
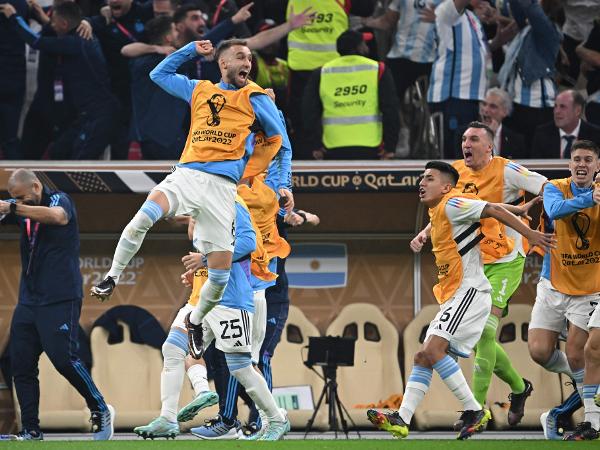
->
[297,211,307,225]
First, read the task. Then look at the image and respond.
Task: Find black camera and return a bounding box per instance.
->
[305,336,355,368]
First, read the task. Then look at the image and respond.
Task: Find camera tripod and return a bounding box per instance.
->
[304,365,361,439]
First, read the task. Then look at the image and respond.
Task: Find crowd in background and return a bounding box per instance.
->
[0,0,599,161]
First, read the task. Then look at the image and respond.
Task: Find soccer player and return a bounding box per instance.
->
[568,295,600,440]
[411,122,547,426]
[186,196,290,441]
[90,39,294,355]
[186,181,283,439]
[369,161,555,440]
[526,140,600,441]
[133,218,218,440]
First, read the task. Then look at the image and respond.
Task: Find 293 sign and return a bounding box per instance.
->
[310,12,333,24]
[334,84,368,96]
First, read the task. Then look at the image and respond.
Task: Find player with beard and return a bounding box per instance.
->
[92,39,293,378]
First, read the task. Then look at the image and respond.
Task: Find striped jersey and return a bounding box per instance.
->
[427,0,488,103]
[510,73,557,109]
[387,0,445,63]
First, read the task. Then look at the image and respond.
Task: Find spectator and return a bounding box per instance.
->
[128,16,184,160]
[302,30,399,160]
[577,18,600,127]
[0,0,28,160]
[499,0,561,148]
[126,8,240,159]
[123,4,312,83]
[285,0,376,159]
[427,0,488,159]
[84,0,155,159]
[0,169,113,441]
[249,19,290,114]
[532,89,600,159]
[152,0,176,17]
[362,0,443,103]
[1,1,119,159]
[198,0,252,38]
[560,0,599,86]
[19,0,91,160]
[479,87,527,159]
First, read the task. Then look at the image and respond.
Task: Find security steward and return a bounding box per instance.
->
[0,169,113,441]
[302,30,399,160]
[285,0,376,159]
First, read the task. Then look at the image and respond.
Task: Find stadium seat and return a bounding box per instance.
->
[13,352,89,431]
[325,303,404,428]
[90,320,163,429]
[487,304,563,429]
[403,304,475,430]
[270,305,328,431]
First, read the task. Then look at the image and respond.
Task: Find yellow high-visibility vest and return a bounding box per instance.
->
[319,54,382,148]
[286,0,348,71]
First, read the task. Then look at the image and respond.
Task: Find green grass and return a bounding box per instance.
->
[1,441,598,450]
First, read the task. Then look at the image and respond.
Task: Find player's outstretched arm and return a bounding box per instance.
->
[149,41,208,102]
[543,182,596,221]
[482,203,556,252]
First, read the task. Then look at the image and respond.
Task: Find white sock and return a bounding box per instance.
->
[189,279,227,325]
[231,365,284,423]
[543,349,574,378]
[107,204,161,281]
[434,355,481,411]
[398,366,432,424]
[583,384,600,430]
[160,342,187,422]
[187,364,209,395]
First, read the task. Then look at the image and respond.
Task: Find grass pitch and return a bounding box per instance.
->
[1,441,597,450]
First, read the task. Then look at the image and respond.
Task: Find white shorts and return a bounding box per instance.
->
[153,167,236,254]
[425,287,491,358]
[171,303,194,330]
[590,303,600,329]
[251,290,267,364]
[203,305,253,354]
[529,278,599,332]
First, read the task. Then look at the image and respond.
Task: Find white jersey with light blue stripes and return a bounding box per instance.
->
[387,0,445,63]
[427,0,488,103]
[511,75,557,108]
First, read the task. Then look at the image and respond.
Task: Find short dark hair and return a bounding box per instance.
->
[173,4,203,24]
[425,161,460,186]
[145,16,174,45]
[215,38,248,61]
[571,139,600,157]
[53,2,82,28]
[466,121,495,142]
[568,89,586,110]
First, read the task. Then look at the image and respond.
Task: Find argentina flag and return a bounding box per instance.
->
[287,243,348,289]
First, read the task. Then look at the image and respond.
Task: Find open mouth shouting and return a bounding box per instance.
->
[463,149,473,164]
[237,69,249,85]
[418,187,426,199]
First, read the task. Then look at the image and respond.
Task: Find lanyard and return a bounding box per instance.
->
[114,21,137,42]
[25,219,40,276]
[212,0,228,26]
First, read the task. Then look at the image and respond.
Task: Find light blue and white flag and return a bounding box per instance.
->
[287,243,348,289]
